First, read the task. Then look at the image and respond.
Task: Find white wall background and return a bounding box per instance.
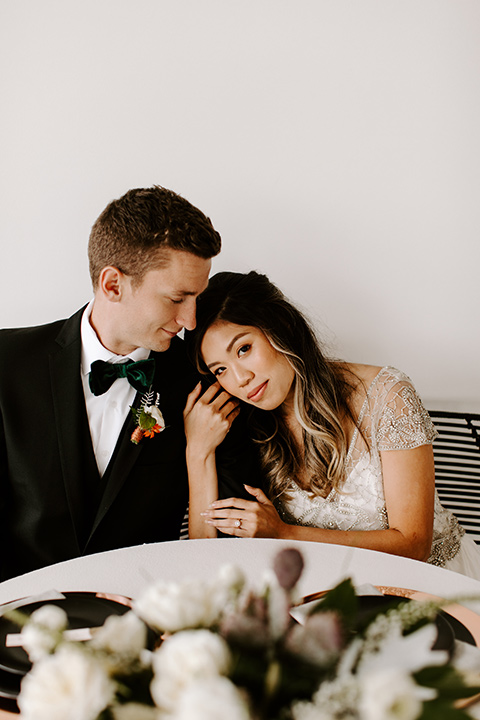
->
[1,0,479,409]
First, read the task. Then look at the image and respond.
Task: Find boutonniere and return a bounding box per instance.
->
[130,388,165,444]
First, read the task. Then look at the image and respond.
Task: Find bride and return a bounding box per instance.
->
[183,270,480,579]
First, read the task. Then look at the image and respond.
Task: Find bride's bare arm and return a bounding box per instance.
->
[202,445,435,561]
[183,381,240,539]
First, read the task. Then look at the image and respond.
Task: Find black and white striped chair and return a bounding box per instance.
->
[179,506,190,540]
[429,410,480,544]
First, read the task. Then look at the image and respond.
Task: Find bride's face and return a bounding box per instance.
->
[200,320,295,410]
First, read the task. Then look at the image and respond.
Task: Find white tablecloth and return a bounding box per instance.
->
[1,538,480,608]
[2,539,480,719]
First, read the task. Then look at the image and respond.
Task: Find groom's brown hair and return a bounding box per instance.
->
[88,185,221,289]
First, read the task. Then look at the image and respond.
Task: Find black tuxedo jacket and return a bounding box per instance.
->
[0,308,262,581]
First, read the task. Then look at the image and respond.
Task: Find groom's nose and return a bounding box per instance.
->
[177,298,197,331]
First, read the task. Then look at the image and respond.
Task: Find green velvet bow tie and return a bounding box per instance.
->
[89,358,155,396]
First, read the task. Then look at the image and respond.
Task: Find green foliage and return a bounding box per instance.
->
[308,578,358,633]
[137,410,157,431]
[415,664,480,700]
[419,699,475,720]
[131,407,157,430]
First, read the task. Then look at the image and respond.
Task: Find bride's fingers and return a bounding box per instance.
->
[183,381,202,415]
[222,403,241,424]
[201,505,248,522]
[207,497,255,512]
[198,381,224,404]
[204,516,247,536]
[228,404,241,421]
[243,485,272,505]
[210,391,240,413]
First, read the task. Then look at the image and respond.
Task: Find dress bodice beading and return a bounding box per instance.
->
[276,366,464,567]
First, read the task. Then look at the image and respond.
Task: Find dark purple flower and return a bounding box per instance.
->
[273,548,304,591]
[285,611,343,666]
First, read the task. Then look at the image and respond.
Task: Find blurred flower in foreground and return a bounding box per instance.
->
[8,546,480,720]
[19,604,68,663]
[18,645,115,720]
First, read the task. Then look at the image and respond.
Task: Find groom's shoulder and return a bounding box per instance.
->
[0,308,83,359]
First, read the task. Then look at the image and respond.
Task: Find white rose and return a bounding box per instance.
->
[145,406,164,428]
[134,580,221,632]
[90,611,147,658]
[169,676,251,720]
[208,564,246,620]
[291,700,332,720]
[304,671,360,718]
[111,702,160,720]
[359,622,447,676]
[20,605,68,662]
[18,645,115,720]
[150,630,231,711]
[359,668,434,720]
[262,571,290,640]
[216,564,245,594]
[29,604,68,631]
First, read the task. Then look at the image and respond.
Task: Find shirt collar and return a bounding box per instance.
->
[80,300,150,377]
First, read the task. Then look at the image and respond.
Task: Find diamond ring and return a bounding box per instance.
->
[235,519,242,528]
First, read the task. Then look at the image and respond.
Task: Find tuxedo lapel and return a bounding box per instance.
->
[49,308,99,550]
[87,392,144,540]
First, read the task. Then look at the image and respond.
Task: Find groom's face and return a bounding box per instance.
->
[113,249,211,355]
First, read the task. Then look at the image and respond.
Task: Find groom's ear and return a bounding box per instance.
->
[97,266,125,302]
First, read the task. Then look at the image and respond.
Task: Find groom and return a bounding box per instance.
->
[0,186,260,581]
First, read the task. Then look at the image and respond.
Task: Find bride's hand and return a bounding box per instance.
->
[183,381,240,458]
[201,485,286,538]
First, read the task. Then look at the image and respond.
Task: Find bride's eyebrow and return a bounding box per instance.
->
[206,332,250,369]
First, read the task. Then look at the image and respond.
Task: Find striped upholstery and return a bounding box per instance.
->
[429,410,480,544]
[179,505,190,540]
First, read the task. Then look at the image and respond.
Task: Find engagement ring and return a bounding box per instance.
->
[235,519,242,528]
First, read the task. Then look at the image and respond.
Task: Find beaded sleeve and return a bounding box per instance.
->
[371,368,438,451]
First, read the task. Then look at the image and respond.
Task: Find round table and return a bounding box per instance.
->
[1,538,480,606]
[2,538,480,719]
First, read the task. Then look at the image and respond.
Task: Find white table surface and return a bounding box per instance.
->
[2,538,480,609]
[3,539,480,719]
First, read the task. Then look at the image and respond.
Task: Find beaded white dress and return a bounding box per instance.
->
[277,366,480,580]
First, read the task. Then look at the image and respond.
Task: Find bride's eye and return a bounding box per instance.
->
[238,344,251,357]
[213,366,226,377]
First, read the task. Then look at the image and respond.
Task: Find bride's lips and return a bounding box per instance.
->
[247,381,268,402]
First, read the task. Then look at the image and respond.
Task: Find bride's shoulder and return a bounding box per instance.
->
[343,363,384,387]
[343,365,413,412]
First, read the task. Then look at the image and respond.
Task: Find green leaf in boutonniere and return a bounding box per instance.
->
[130,389,165,444]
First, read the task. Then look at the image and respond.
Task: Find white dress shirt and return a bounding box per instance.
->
[80,301,150,476]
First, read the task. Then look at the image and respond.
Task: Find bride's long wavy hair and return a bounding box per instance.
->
[186,271,362,498]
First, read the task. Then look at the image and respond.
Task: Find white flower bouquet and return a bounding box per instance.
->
[6,548,480,720]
